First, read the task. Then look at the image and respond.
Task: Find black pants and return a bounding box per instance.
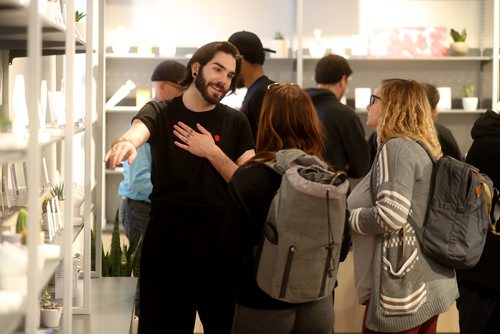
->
[457,281,500,334]
[138,206,234,334]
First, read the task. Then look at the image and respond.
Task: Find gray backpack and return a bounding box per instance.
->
[255,149,349,303]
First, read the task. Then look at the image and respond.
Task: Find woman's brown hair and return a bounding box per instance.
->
[250,83,325,163]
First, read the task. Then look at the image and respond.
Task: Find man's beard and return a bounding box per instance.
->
[195,69,227,105]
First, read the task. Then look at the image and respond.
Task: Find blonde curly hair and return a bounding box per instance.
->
[377,79,442,159]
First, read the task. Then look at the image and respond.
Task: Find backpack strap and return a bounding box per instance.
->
[491,188,500,235]
[415,140,436,164]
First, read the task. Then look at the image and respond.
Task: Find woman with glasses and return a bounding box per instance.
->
[223,83,339,333]
[347,79,458,334]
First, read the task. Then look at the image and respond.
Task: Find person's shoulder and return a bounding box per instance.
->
[254,76,275,88]
[435,122,453,136]
[217,103,249,120]
[138,99,175,116]
[383,137,421,155]
[306,87,332,100]
[232,162,280,188]
[218,102,242,114]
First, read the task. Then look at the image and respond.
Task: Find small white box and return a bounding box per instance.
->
[355,88,372,109]
[437,87,452,110]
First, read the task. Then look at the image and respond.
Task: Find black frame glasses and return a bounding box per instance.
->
[369,94,381,107]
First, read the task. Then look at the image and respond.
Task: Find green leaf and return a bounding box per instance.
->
[108,209,122,276]
[450,28,467,42]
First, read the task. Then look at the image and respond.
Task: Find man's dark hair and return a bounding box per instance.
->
[422,83,440,109]
[314,54,352,84]
[181,41,242,94]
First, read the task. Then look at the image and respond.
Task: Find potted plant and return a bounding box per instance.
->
[449,28,469,56]
[271,31,288,58]
[50,183,65,217]
[462,85,478,111]
[40,290,62,328]
[75,10,87,41]
[0,111,11,132]
[41,195,59,231]
[50,183,64,201]
[2,208,27,244]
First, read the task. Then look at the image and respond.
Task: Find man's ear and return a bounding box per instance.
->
[191,63,200,76]
[340,75,348,88]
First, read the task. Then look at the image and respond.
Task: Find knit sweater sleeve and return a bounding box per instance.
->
[349,139,414,235]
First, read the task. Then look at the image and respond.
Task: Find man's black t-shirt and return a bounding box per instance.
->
[133,96,254,208]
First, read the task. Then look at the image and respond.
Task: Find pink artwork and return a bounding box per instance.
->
[369,27,449,58]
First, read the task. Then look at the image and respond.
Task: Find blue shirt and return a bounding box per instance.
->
[118,143,152,202]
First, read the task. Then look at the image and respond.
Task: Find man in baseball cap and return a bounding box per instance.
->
[150,59,186,101]
[228,31,276,139]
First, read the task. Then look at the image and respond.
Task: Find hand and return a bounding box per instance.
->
[173,122,217,158]
[103,139,137,169]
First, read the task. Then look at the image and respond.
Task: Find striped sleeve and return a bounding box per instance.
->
[350,141,413,235]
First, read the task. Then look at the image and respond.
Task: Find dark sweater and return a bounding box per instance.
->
[306,88,370,178]
[456,109,500,291]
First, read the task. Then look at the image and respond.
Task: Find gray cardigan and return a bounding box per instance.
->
[348,138,458,332]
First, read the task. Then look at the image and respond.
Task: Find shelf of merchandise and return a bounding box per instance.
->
[0,0,86,62]
[0,0,100,332]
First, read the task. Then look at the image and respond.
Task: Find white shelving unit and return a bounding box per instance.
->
[0,0,101,333]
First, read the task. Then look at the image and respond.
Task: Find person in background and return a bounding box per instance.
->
[306,54,370,180]
[368,82,462,163]
[348,79,458,334]
[424,83,463,161]
[118,59,185,317]
[228,30,276,139]
[456,109,500,334]
[104,41,255,334]
[223,83,339,334]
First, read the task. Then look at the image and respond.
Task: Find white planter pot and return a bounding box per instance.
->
[41,307,62,328]
[462,97,478,111]
[449,42,469,56]
[76,22,86,41]
[41,213,59,231]
[271,40,288,58]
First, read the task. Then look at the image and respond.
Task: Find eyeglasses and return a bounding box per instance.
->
[369,94,381,107]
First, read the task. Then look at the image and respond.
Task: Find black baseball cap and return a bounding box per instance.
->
[228,31,275,65]
[151,60,186,83]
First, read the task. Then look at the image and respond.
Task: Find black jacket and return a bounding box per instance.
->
[435,122,463,161]
[456,109,500,291]
[306,88,370,178]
